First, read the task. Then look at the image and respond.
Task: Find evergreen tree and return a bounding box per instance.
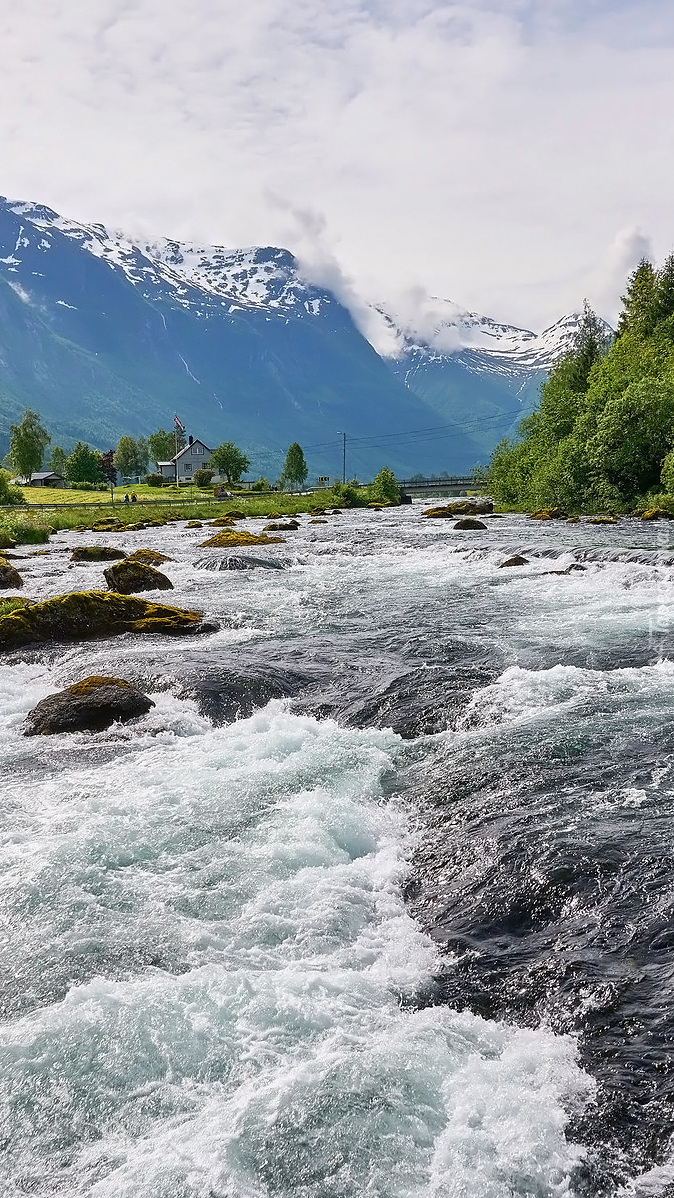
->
[565,301,611,393]
[66,442,104,483]
[280,442,308,489]
[48,445,68,477]
[8,409,50,480]
[617,258,658,338]
[209,441,251,484]
[654,252,674,324]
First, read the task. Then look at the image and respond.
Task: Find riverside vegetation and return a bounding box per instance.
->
[487,254,674,514]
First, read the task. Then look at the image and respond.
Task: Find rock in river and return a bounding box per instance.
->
[103,560,173,593]
[0,562,23,589]
[0,591,212,650]
[454,518,488,530]
[24,676,155,736]
[499,555,529,567]
[71,546,127,563]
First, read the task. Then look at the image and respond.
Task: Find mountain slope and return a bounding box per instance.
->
[0,199,488,477]
[383,302,602,455]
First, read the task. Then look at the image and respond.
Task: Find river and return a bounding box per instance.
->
[1,503,673,1197]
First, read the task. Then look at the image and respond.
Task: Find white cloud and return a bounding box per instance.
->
[1,0,674,331]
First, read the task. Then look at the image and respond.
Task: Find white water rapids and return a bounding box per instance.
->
[2,504,673,1196]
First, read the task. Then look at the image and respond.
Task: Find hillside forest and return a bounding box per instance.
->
[487,255,674,511]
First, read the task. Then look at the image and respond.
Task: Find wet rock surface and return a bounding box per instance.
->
[24,675,155,735]
[103,560,173,593]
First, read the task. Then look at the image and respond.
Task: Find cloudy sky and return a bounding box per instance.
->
[1,0,673,332]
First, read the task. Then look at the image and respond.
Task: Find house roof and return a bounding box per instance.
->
[171,439,213,462]
[30,471,63,481]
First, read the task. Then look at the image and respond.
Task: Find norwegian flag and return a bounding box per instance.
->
[174,414,186,431]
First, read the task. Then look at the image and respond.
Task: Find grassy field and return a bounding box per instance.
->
[20,483,215,506]
[0,489,350,543]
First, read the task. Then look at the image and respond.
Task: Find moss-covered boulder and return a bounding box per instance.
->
[186,520,203,528]
[0,591,210,651]
[0,596,32,617]
[103,560,173,593]
[200,529,285,548]
[71,546,127,563]
[424,499,493,518]
[530,507,568,520]
[264,521,299,531]
[0,562,23,589]
[454,518,488,530]
[125,549,173,565]
[24,676,155,736]
[310,518,328,524]
[641,508,672,520]
[586,516,618,525]
[0,534,17,550]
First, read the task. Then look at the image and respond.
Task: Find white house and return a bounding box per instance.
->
[157,437,213,482]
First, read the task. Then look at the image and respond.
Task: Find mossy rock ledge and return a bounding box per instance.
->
[71,546,127,563]
[103,561,173,594]
[0,591,213,651]
[24,675,155,736]
[424,499,493,518]
[125,549,173,565]
[454,517,488,530]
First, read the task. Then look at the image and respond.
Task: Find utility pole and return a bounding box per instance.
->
[342,432,346,485]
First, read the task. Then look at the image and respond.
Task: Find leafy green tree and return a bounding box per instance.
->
[368,466,400,504]
[251,475,272,491]
[66,442,105,484]
[210,441,250,484]
[280,442,308,490]
[148,428,183,466]
[114,436,139,478]
[114,435,149,479]
[48,445,68,477]
[617,258,658,339]
[588,379,674,497]
[9,409,50,480]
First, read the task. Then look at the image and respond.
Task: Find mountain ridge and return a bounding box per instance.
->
[0,196,590,476]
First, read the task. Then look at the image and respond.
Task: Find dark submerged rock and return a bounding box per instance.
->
[454,518,488,530]
[24,676,155,736]
[194,555,284,571]
[499,555,529,568]
[103,561,173,593]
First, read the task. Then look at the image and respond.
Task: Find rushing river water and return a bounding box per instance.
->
[1,504,674,1197]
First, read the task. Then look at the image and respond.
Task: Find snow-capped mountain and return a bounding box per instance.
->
[0,196,586,474]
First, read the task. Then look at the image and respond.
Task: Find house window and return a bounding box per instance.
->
[192,445,204,455]
[184,463,192,472]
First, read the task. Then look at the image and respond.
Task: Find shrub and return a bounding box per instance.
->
[0,470,26,506]
[251,476,272,492]
[0,515,51,544]
[331,482,365,508]
[367,467,400,505]
[145,473,167,487]
[193,469,215,488]
[70,480,108,492]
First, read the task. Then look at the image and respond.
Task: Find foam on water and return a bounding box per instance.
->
[0,691,591,1196]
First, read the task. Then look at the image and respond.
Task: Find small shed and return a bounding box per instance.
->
[28,472,65,488]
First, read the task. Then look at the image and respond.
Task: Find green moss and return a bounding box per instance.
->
[0,590,207,651]
[125,549,172,565]
[67,676,132,695]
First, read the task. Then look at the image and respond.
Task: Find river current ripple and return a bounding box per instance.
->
[1,504,673,1197]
